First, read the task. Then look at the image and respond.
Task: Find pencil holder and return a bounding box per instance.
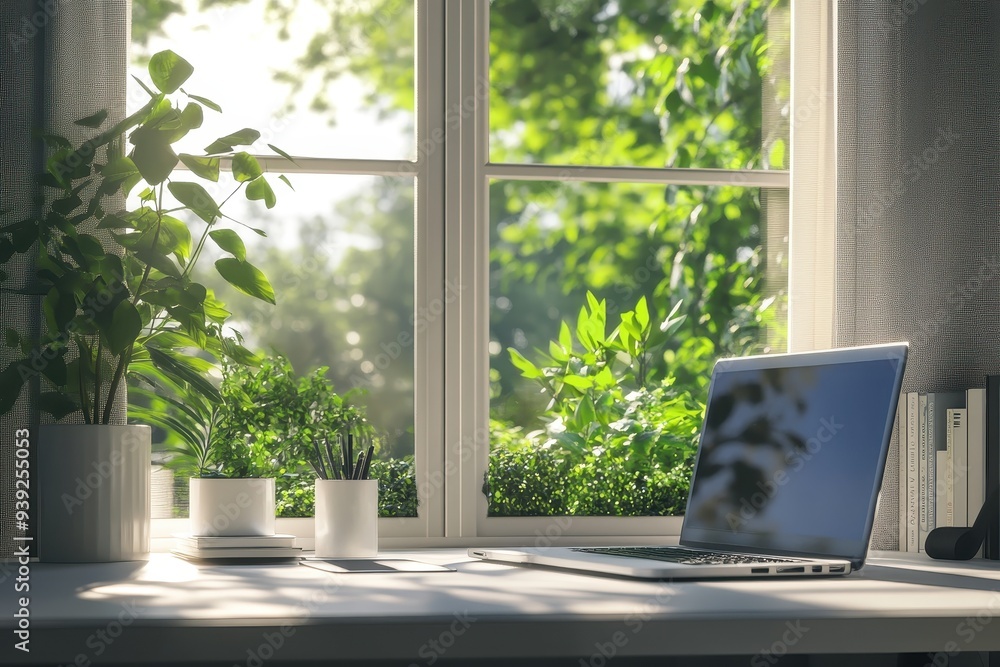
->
[314,479,378,558]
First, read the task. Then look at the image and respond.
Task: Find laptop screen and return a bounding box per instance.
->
[680,344,907,565]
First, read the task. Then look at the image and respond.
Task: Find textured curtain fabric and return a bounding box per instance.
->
[837,0,1000,549]
[0,1,130,557]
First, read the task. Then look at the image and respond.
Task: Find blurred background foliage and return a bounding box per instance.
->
[131,0,788,517]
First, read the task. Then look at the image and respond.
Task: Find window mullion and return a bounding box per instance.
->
[485,163,790,189]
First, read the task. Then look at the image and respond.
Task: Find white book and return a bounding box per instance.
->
[171,544,303,560]
[950,408,968,528]
[918,393,929,551]
[173,533,297,549]
[967,388,986,556]
[937,437,952,528]
[897,394,908,551]
[906,391,919,552]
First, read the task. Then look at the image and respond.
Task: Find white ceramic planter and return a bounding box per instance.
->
[314,479,378,558]
[38,424,151,563]
[189,477,275,536]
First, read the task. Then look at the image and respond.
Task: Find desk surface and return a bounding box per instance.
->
[3,550,1000,664]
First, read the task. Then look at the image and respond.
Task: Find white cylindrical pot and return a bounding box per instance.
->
[314,479,378,558]
[38,424,151,563]
[189,478,275,536]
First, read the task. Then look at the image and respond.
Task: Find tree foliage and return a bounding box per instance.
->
[131,0,790,517]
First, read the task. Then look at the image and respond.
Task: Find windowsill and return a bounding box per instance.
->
[4,549,1000,664]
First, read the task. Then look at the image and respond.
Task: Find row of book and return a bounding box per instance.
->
[171,533,301,560]
[895,383,999,557]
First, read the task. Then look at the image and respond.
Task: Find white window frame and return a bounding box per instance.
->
[151,0,836,550]
[444,0,832,545]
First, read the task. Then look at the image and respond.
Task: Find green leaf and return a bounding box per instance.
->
[167,181,221,223]
[634,296,650,334]
[562,375,593,390]
[183,91,222,113]
[148,50,194,94]
[74,109,108,128]
[204,128,261,154]
[548,339,569,363]
[132,75,159,99]
[0,362,27,415]
[158,215,193,262]
[209,229,246,261]
[278,174,294,191]
[232,152,263,183]
[178,154,220,182]
[214,258,276,304]
[146,347,222,404]
[100,301,142,355]
[768,139,786,169]
[129,126,178,185]
[38,392,78,420]
[246,176,276,208]
[558,321,572,353]
[179,103,204,130]
[267,143,298,165]
[575,395,597,425]
[507,347,544,379]
[101,156,140,183]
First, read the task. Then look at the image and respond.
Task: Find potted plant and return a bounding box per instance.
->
[0,51,290,561]
[136,354,296,537]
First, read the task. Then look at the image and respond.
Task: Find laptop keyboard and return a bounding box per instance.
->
[572,546,799,566]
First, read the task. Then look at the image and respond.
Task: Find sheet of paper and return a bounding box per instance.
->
[300,558,454,574]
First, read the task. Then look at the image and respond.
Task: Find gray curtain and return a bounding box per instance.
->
[837,0,1000,549]
[0,1,130,557]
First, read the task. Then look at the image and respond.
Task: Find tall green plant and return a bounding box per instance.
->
[506,292,702,468]
[0,50,289,423]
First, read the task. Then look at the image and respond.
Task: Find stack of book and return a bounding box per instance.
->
[896,381,1000,558]
[171,533,302,561]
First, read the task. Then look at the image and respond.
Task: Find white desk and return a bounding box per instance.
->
[2,550,1000,665]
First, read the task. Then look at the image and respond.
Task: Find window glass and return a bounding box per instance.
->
[130,0,416,160]
[489,0,790,169]
[487,181,787,517]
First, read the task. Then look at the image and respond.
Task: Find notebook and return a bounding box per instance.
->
[470,342,909,579]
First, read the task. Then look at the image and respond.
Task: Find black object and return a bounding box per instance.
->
[986,376,1000,558]
[926,485,1000,560]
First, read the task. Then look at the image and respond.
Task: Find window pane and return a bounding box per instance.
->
[489,0,789,169]
[145,174,416,518]
[487,180,787,517]
[130,0,415,160]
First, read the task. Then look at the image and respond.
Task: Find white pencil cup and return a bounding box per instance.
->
[314,479,378,558]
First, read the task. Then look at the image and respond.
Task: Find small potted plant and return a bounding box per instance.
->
[136,354,293,537]
[0,50,292,559]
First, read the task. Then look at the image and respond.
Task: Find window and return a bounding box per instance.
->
[136,0,832,545]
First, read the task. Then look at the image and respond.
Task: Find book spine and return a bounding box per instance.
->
[906,391,919,552]
[987,377,1000,559]
[951,408,968,529]
[927,393,937,537]
[967,388,986,556]
[897,394,907,551]
[918,393,930,551]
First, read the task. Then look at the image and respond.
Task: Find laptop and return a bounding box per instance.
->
[469,342,908,579]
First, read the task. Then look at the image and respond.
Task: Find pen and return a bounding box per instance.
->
[359,444,375,480]
[353,452,366,480]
